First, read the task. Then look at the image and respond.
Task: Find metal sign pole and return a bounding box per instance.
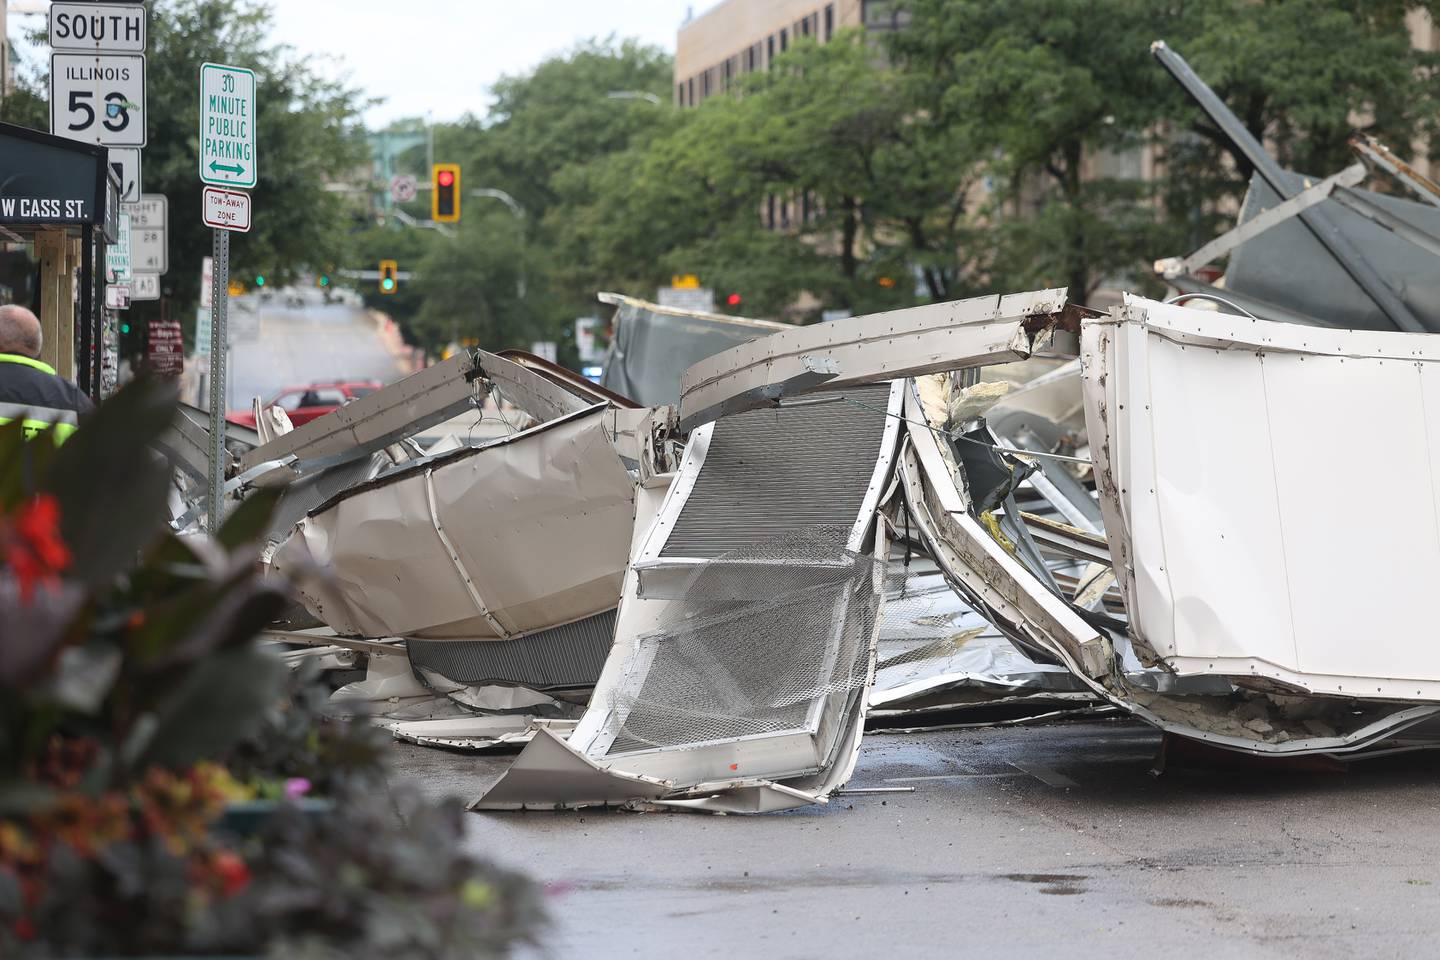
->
[206,227,229,532]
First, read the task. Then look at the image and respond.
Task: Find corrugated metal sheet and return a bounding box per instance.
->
[406,609,617,691]
[660,383,894,558]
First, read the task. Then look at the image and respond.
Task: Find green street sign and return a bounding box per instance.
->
[198,62,256,188]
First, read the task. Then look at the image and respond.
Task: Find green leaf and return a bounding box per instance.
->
[216,487,281,550]
[130,644,288,769]
[42,376,179,587]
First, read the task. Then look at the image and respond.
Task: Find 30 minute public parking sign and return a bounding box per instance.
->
[198,62,256,189]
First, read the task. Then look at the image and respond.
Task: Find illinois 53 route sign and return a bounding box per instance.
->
[198,62,256,189]
[51,52,147,147]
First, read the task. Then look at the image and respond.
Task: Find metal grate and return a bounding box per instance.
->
[406,609,617,691]
[660,383,894,558]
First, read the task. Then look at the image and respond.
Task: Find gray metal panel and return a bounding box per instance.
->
[601,298,787,407]
[1226,170,1440,332]
[660,383,893,559]
[406,609,617,690]
[266,453,386,543]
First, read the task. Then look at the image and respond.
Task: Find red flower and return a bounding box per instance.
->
[3,494,70,603]
[210,850,251,897]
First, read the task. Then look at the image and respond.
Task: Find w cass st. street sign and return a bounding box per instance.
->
[198,63,257,189]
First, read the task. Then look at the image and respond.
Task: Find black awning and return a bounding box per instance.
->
[0,122,115,239]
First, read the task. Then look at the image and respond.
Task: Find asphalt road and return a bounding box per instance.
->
[226,291,406,412]
[390,719,1440,959]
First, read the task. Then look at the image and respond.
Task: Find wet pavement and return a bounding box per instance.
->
[227,293,406,412]
[388,718,1440,958]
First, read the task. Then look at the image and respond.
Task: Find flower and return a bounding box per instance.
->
[283,777,312,800]
[208,849,251,898]
[3,494,71,603]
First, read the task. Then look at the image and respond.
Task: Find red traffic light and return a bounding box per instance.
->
[726,293,742,306]
[437,170,455,187]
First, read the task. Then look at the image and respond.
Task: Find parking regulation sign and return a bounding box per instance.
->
[198,62,256,188]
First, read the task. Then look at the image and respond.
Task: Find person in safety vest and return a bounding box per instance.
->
[0,305,93,442]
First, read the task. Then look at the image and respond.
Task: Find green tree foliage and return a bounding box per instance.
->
[364,38,672,355]
[1,0,370,350]
[131,0,370,343]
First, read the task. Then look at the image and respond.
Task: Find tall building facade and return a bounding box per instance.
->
[675,0,878,107]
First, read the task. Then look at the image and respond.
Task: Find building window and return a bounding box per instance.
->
[766,195,776,229]
[688,77,695,105]
[825,4,834,40]
[780,28,788,51]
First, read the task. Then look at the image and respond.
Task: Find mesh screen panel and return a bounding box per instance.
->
[601,526,884,757]
[407,609,617,691]
[660,384,894,558]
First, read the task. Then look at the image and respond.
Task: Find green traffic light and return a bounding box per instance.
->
[318,275,330,287]
[120,322,130,334]
[255,275,266,287]
[381,278,395,291]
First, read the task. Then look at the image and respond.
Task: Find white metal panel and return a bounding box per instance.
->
[1141,332,1296,667]
[1094,297,1440,696]
[1264,351,1440,681]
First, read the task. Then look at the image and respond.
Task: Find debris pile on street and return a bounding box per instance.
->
[146,42,1440,815]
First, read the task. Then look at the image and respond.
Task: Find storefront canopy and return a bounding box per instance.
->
[0,121,117,242]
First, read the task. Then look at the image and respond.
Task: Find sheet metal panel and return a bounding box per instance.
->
[1092,297,1440,695]
[272,407,634,641]
[1226,170,1440,332]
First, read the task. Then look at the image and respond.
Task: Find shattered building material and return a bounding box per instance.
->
[596,292,789,407]
[238,351,487,490]
[1084,295,1440,701]
[271,403,635,645]
[1152,40,1428,334]
[676,288,1075,431]
[1350,132,1440,209]
[475,380,908,810]
[1218,170,1440,331]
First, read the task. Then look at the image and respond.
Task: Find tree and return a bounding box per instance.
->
[129,0,370,349]
[1,0,371,353]
[887,0,1178,303]
[407,209,552,354]
[1155,0,1439,250]
[551,30,991,319]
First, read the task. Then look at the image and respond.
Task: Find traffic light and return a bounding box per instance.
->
[726,292,742,307]
[254,274,266,288]
[432,163,461,223]
[317,274,331,288]
[379,259,398,294]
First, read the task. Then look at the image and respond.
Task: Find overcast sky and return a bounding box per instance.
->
[9,1,695,126]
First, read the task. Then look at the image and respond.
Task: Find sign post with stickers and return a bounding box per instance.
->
[198,62,257,530]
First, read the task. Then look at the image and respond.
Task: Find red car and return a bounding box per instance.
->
[227,380,383,428]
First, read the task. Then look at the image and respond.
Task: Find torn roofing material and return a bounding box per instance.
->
[596,291,789,407]
[474,382,906,811]
[1151,40,1427,334]
[271,402,635,643]
[1222,170,1440,332]
[676,288,1076,431]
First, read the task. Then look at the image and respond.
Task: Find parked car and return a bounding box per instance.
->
[226,380,383,428]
